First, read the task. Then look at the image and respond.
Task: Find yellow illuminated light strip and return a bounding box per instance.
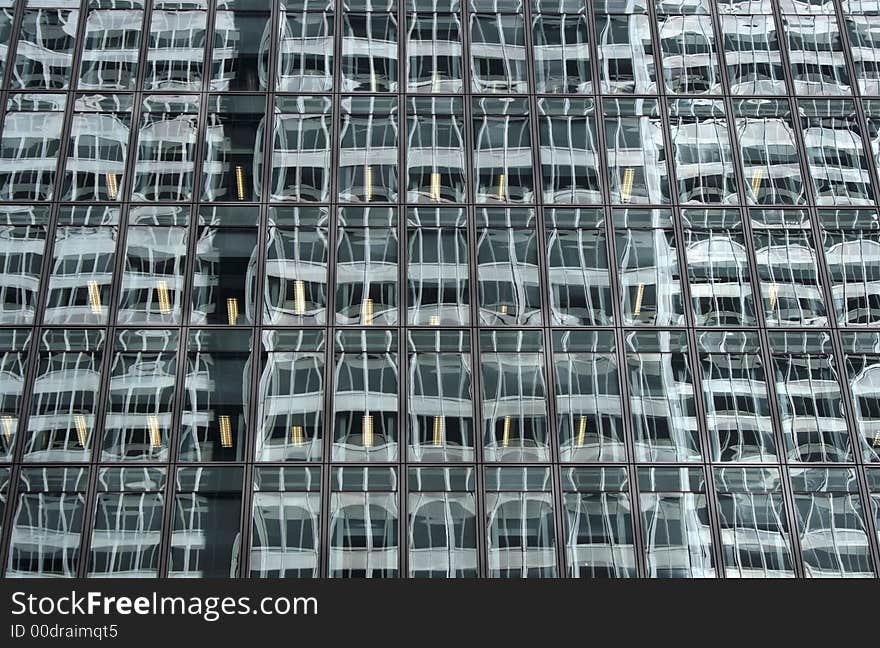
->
[74,415,88,448]
[430,172,442,201]
[227,297,239,325]
[621,167,635,203]
[2,416,13,445]
[235,165,246,201]
[500,305,508,315]
[497,174,506,200]
[293,280,306,315]
[147,415,162,449]
[432,71,441,93]
[362,298,374,325]
[768,283,779,313]
[502,416,511,448]
[87,280,102,315]
[364,166,373,202]
[106,172,118,200]
[873,432,880,448]
[576,417,587,448]
[633,282,645,318]
[156,280,171,315]
[291,425,304,446]
[429,315,440,326]
[220,415,233,448]
[432,416,444,447]
[362,415,374,448]
[751,168,763,198]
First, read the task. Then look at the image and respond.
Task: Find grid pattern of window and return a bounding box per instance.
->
[2,0,880,578]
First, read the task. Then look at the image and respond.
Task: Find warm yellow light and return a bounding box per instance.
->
[500,305,508,315]
[106,172,118,200]
[2,416,13,445]
[361,297,374,325]
[293,279,306,315]
[291,425,304,446]
[751,168,763,199]
[87,280,102,315]
[430,172,442,201]
[429,315,440,326]
[576,416,587,448]
[362,415,374,448]
[502,416,511,448]
[220,415,233,448]
[370,71,378,93]
[633,282,645,318]
[364,165,373,202]
[156,280,171,315]
[147,415,162,448]
[235,165,246,201]
[873,432,880,448]
[496,173,506,200]
[768,283,778,313]
[227,297,239,325]
[621,167,635,203]
[74,415,88,448]
[432,416,444,447]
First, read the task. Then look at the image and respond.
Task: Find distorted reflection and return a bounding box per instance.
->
[103,330,177,463]
[538,99,601,204]
[639,467,716,578]
[842,331,880,462]
[605,100,669,204]
[683,210,756,325]
[7,468,88,578]
[329,467,398,578]
[563,468,635,577]
[332,331,399,462]
[338,97,398,202]
[0,206,47,325]
[12,8,78,89]
[276,7,332,91]
[408,468,477,577]
[595,14,657,94]
[720,14,786,95]
[88,468,165,577]
[264,207,329,325]
[476,209,542,325]
[615,209,685,327]
[406,98,466,204]
[406,10,463,92]
[257,331,324,463]
[341,11,398,91]
[250,467,320,578]
[470,11,527,92]
[0,330,29,462]
[143,2,207,91]
[553,332,625,462]
[473,98,533,203]
[820,210,880,326]
[784,14,851,95]
[481,332,549,462]
[657,9,721,94]
[700,332,776,462]
[79,4,143,90]
[0,94,66,201]
[532,10,592,93]
[486,467,557,578]
[714,468,795,577]
[408,332,474,462]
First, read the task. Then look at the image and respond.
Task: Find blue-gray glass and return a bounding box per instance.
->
[596,14,657,94]
[532,12,592,93]
[845,353,880,462]
[702,353,777,462]
[79,8,143,90]
[44,226,116,325]
[473,114,533,203]
[486,492,557,578]
[117,225,189,325]
[476,226,542,324]
[0,221,46,325]
[773,353,852,462]
[88,493,164,577]
[546,227,613,325]
[470,13,528,93]
[563,492,635,577]
[847,15,880,95]
[793,489,874,577]
[332,350,399,461]
[7,490,85,577]
[335,226,399,325]
[407,225,470,325]
[784,15,851,95]
[408,352,475,461]
[338,112,399,202]
[720,15,787,94]
[132,100,200,202]
[102,338,177,462]
[143,7,208,91]
[640,491,716,578]
[822,226,880,327]
[61,108,130,202]
[715,488,795,577]
[539,101,601,204]
[268,111,332,202]
[405,106,467,204]
[604,103,669,204]
[329,492,399,578]
[615,227,686,326]
[202,96,263,202]
[408,491,477,577]
[341,12,398,91]
[264,224,329,325]
[214,2,271,91]
[0,97,65,201]
[406,12,464,93]
[11,9,78,89]
[0,348,26,462]
[276,10,333,92]
[250,491,320,578]
[191,227,258,326]
[657,12,722,94]
[170,468,243,578]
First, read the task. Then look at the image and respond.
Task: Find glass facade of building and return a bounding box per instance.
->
[3,0,880,578]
